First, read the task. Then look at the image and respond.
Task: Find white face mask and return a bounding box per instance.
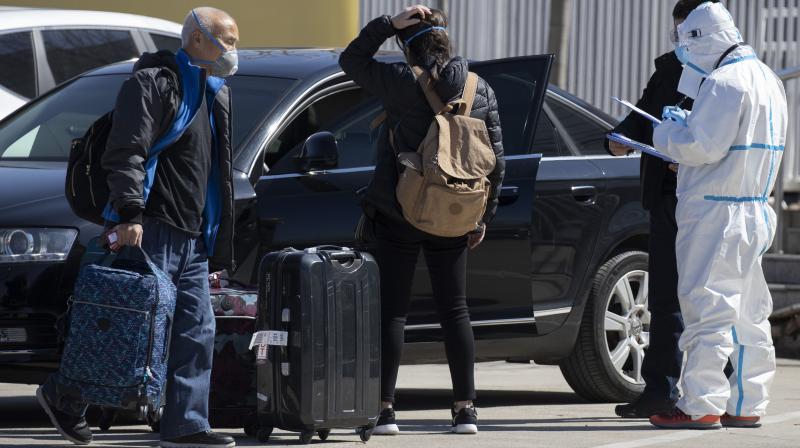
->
[677,67,706,99]
[191,10,238,78]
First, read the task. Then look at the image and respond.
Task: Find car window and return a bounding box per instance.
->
[472,68,540,156]
[42,29,139,84]
[266,88,378,174]
[0,31,36,98]
[226,76,296,150]
[532,108,563,158]
[0,75,126,160]
[0,74,294,162]
[149,33,181,52]
[546,96,610,156]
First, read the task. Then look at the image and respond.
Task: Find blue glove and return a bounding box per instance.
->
[662,106,689,127]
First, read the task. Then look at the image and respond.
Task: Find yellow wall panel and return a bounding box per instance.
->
[1,0,359,48]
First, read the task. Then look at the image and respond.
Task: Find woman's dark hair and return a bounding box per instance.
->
[672,0,720,20]
[396,9,452,81]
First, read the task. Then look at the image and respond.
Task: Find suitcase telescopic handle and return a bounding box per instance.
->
[328,251,361,262]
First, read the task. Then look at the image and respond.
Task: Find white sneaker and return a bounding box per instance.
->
[372,408,400,436]
[451,406,478,434]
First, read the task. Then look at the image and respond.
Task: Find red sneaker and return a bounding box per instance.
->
[650,408,721,429]
[721,413,761,428]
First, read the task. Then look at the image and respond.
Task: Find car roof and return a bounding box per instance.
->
[88,48,399,80]
[83,49,615,124]
[0,9,182,34]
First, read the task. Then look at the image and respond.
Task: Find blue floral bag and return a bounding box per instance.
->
[54,242,176,418]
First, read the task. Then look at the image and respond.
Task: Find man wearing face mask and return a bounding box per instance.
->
[36,7,239,448]
[605,0,718,419]
[650,2,787,429]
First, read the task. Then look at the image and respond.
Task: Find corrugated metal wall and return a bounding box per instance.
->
[358,0,800,189]
[359,0,550,57]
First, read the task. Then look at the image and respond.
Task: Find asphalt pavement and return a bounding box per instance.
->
[1,359,798,447]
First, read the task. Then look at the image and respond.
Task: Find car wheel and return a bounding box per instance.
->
[559,251,650,402]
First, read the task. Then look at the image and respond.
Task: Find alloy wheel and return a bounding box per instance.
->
[603,270,650,384]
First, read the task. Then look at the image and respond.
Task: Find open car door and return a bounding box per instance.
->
[404,54,555,341]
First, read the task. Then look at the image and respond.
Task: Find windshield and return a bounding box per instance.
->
[0,73,295,162]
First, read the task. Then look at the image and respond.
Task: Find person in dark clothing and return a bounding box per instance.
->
[339,4,505,436]
[607,0,719,419]
[37,7,238,448]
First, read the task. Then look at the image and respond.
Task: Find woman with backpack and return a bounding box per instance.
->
[339,4,505,436]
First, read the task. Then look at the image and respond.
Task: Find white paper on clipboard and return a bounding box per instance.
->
[612,97,662,125]
[607,133,677,163]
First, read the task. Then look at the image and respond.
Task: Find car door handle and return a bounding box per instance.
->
[499,186,519,205]
[571,185,598,205]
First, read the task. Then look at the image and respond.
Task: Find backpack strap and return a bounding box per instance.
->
[457,72,480,116]
[411,66,452,115]
[370,111,387,130]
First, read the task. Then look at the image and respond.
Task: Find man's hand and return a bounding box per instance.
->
[609,140,634,156]
[391,5,432,30]
[107,223,143,252]
[468,224,486,250]
[669,163,679,173]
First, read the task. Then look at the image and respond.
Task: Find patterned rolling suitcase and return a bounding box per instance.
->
[251,247,381,444]
[54,244,176,422]
[208,287,260,436]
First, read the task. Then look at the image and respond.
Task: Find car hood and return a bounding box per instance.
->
[0,161,99,241]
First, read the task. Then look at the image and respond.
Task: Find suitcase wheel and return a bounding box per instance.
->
[138,405,148,422]
[97,407,117,431]
[257,427,273,443]
[317,429,331,441]
[146,407,163,433]
[299,430,315,444]
[244,422,258,438]
[358,425,373,442]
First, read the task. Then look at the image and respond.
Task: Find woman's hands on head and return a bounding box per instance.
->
[391,5,432,30]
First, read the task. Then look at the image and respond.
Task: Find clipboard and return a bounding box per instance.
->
[607,133,677,163]
[612,97,662,125]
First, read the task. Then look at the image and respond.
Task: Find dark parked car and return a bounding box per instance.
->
[0,49,649,402]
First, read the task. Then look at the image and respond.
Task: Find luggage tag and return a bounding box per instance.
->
[249,330,289,361]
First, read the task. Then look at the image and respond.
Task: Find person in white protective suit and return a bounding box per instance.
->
[648,2,788,430]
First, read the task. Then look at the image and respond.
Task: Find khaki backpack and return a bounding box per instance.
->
[387,67,496,237]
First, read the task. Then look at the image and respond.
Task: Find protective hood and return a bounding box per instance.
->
[676,2,742,98]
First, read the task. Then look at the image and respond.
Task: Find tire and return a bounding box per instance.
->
[317,429,331,441]
[559,251,650,403]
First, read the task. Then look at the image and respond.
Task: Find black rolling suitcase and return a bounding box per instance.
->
[250,247,381,444]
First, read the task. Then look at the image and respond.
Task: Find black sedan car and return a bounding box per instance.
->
[0,49,649,402]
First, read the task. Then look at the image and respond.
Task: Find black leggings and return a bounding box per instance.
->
[372,214,475,403]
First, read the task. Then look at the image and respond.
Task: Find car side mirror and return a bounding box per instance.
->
[298,131,338,172]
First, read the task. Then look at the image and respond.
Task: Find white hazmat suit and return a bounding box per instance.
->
[653,3,787,419]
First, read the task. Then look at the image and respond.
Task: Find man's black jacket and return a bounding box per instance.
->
[101,50,235,271]
[606,51,692,210]
[339,16,505,225]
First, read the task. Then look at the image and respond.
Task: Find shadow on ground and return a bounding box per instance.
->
[393,388,590,411]
[0,386,619,447]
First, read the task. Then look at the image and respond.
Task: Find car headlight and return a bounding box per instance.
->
[0,228,78,263]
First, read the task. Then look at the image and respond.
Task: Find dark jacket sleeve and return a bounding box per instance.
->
[605,66,665,154]
[339,16,407,102]
[479,79,505,224]
[101,70,171,224]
